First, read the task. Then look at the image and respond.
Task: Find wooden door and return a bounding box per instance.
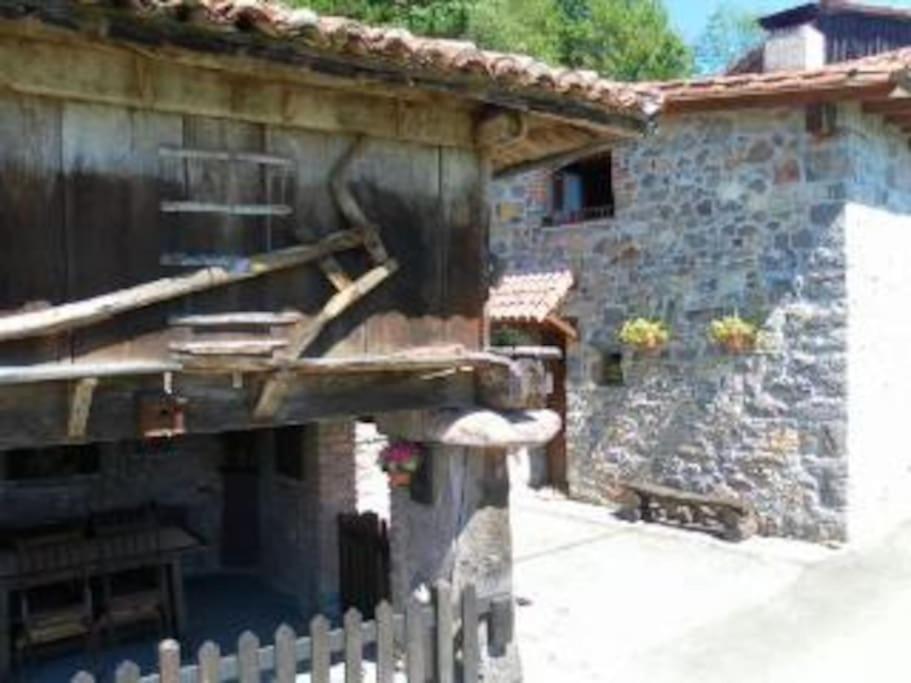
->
[544,330,569,491]
[220,432,261,568]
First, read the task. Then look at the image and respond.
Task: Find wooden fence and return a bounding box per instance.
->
[69,581,513,683]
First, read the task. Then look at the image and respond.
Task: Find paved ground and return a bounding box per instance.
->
[511,489,911,683]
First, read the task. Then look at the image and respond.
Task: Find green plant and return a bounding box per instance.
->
[618,318,669,351]
[709,314,758,353]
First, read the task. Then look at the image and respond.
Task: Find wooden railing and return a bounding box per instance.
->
[69,581,513,683]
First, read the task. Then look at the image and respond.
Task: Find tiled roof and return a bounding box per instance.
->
[56,0,659,122]
[643,47,911,110]
[488,270,574,323]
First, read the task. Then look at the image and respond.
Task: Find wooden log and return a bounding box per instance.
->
[0,229,365,342]
[310,615,331,683]
[0,361,180,386]
[405,599,425,683]
[238,631,261,683]
[344,609,363,683]
[435,581,454,683]
[319,256,354,292]
[375,601,395,683]
[67,377,98,439]
[197,641,221,683]
[160,201,293,217]
[159,639,181,683]
[461,585,480,683]
[114,661,140,683]
[275,624,297,683]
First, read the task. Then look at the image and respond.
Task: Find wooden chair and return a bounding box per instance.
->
[13,529,98,673]
[93,505,172,644]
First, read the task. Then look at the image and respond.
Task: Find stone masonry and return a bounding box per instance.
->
[492,103,911,544]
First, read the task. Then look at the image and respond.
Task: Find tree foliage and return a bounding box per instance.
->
[295,0,693,81]
[694,2,763,75]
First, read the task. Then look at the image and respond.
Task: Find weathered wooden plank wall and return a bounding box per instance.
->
[0,32,486,366]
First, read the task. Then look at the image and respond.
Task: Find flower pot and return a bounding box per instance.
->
[719,333,755,354]
[389,471,412,488]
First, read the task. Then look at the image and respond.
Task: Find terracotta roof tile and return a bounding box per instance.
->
[641,47,911,109]
[60,0,659,122]
[488,270,574,323]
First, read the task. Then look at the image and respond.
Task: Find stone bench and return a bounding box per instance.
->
[618,480,758,542]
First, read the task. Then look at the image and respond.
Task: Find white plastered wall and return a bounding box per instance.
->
[846,202,911,544]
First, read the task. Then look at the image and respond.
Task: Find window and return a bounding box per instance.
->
[274,426,309,481]
[546,153,614,226]
[597,352,625,387]
[4,444,101,482]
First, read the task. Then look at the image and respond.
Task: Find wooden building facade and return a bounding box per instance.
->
[0,1,657,678]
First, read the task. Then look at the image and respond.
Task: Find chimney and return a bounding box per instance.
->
[763,22,826,71]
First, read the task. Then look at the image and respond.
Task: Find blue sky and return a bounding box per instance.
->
[667,0,911,42]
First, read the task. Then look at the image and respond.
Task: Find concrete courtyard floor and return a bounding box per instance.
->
[511,489,911,683]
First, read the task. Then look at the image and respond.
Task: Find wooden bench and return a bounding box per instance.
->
[618,480,758,541]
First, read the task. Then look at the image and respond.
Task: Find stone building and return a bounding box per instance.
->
[491,48,911,544]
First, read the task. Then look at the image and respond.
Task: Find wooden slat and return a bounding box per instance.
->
[67,377,98,439]
[160,201,293,217]
[275,624,297,683]
[435,581,454,683]
[169,312,304,327]
[862,97,911,115]
[160,146,294,167]
[375,601,394,683]
[115,661,140,683]
[461,585,480,683]
[405,599,425,683]
[238,631,261,683]
[344,609,363,683]
[197,641,220,683]
[0,228,365,343]
[488,597,514,657]
[170,339,288,356]
[311,615,331,683]
[160,253,254,269]
[159,639,181,683]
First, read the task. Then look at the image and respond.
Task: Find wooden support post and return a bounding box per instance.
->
[318,256,353,291]
[253,261,399,420]
[67,377,98,439]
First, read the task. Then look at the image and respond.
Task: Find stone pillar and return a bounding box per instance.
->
[389,444,520,682]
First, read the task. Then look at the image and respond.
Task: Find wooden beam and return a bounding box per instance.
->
[67,378,98,439]
[319,257,353,292]
[862,98,911,115]
[475,110,528,150]
[254,260,400,420]
[159,147,293,167]
[0,229,365,342]
[330,137,389,264]
[545,315,579,340]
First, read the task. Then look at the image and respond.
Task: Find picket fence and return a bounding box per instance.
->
[69,581,512,683]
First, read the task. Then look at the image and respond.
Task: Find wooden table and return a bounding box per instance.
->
[0,526,202,678]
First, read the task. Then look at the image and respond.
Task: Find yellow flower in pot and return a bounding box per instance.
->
[709,315,758,354]
[618,318,670,355]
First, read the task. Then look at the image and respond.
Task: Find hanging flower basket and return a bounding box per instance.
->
[618,318,670,356]
[709,315,758,354]
[379,441,422,488]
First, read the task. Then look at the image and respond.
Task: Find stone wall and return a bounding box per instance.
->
[491,106,876,542]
